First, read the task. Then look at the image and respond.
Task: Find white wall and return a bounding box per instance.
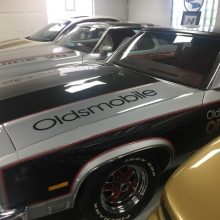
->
[93,0,128,20]
[0,0,128,42]
[128,0,171,26]
[46,0,93,23]
[214,1,220,31]
[0,0,47,42]
[1,0,220,42]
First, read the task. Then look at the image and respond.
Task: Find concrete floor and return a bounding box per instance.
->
[38,169,174,220]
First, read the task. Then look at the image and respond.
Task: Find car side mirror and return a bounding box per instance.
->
[100,46,113,58]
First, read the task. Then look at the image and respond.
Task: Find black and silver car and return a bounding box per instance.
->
[0,27,220,220]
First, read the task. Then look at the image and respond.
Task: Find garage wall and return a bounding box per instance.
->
[93,0,128,20]
[128,0,172,26]
[0,0,127,42]
[0,0,47,42]
[46,0,93,23]
[214,2,220,31]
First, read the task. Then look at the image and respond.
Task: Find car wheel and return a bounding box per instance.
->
[79,155,160,220]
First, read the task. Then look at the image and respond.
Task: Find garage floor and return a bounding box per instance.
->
[38,170,173,220]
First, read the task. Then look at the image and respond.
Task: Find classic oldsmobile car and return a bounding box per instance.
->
[147,137,220,220]
[0,16,121,51]
[0,27,220,220]
[0,22,142,77]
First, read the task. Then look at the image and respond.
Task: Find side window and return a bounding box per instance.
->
[95,28,139,53]
[95,31,114,53]
[210,65,220,89]
[110,29,139,51]
[132,37,155,51]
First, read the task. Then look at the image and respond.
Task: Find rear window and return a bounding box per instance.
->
[110,31,220,88]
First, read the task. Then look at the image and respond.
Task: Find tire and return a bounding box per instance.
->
[79,154,160,220]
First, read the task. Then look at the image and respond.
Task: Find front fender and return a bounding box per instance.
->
[72,137,174,206]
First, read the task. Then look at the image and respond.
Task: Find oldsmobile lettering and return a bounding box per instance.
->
[33,90,157,131]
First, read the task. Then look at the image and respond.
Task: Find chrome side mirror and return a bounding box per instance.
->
[100,46,113,58]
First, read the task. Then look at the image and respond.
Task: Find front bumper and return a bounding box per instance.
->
[0,207,27,220]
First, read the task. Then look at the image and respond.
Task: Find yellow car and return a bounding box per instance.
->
[148,137,220,220]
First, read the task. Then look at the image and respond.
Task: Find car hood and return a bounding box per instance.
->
[0,38,47,51]
[163,137,220,220]
[0,62,200,153]
[0,43,83,77]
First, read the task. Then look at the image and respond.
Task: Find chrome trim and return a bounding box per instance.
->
[207,53,220,89]
[0,207,27,220]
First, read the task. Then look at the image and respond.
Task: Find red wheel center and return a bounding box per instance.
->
[100,164,149,214]
[103,167,136,202]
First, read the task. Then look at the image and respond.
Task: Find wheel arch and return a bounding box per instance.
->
[71,137,174,208]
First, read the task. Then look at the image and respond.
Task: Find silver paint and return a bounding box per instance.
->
[4,82,199,151]
[27,138,173,219]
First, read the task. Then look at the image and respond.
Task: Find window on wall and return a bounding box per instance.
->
[65,0,75,11]
[171,0,218,31]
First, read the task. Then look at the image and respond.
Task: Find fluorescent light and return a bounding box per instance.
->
[65,81,105,93]
[64,76,100,87]
[174,36,193,43]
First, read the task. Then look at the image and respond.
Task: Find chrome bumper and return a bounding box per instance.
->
[0,207,27,220]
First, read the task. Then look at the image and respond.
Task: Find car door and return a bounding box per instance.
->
[202,61,220,144]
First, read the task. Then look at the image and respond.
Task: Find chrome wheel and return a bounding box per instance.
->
[80,156,159,220]
[100,164,148,213]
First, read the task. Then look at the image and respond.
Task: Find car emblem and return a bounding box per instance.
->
[184,0,204,11]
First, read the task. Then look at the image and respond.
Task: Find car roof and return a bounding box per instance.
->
[142,26,220,39]
[76,21,147,29]
[66,15,121,23]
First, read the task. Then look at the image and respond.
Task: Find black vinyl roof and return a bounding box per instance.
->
[77,21,149,29]
[142,27,220,38]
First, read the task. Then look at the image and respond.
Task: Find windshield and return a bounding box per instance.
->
[29,20,71,41]
[109,30,220,89]
[57,26,106,53]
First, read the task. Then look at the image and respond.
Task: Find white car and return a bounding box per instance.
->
[0,16,121,51]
